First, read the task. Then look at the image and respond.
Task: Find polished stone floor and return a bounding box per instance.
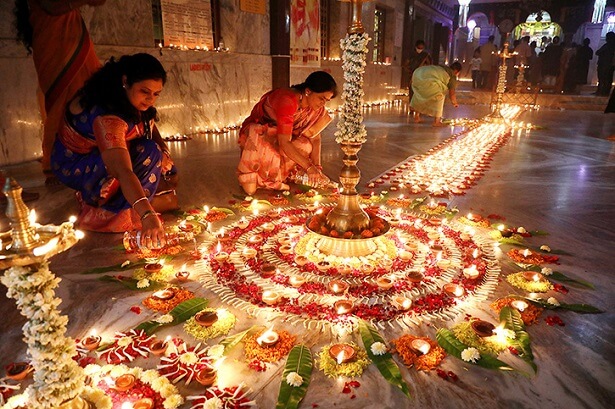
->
[1,103,614,409]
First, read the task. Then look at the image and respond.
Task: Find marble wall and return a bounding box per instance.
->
[0,0,403,166]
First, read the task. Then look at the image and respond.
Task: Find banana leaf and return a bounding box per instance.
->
[276,345,313,409]
[82,260,147,274]
[500,306,536,373]
[220,325,261,354]
[211,207,236,215]
[525,298,603,314]
[97,275,165,291]
[359,320,411,398]
[134,298,208,335]
[436,328,515,372]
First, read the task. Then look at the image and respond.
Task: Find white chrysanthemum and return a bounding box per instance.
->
[286,371,303,387]
[207,344,225,359]
[121,260,131,268]
[541,267,553,276]
[155,314,174,324]
[179,352,198,365]
[517,227,527,234]
[163,394,184,409]
[83,364,102,376]
[540,245,551,252]
[110,365,127,378]
[137,278,150,289]
[547,297,560,306]
[159,383,177,398]
[117,336,132,347]
[370,342,387,356]
[141,369,159,383]
[461,347,481,363]
[150,376,167,391]
[203,397,224,409]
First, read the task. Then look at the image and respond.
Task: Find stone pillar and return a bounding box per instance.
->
[592,0,606,24]
[458,0,471,28]
[270,0,291,89]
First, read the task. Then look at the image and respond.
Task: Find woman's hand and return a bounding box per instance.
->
[140,213,166,249]
[161,151,174,173]
[307,166,330,188]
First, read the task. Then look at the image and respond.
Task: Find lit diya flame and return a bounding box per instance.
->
[242,247,257,259]
[152,288,175,301]
[511,300,528,312]
[176,265,190,281]
[472,249,480,259]
[178,220,194,232]
[329,344,356,364]
[328,280,348,294]
[522,271,543,282]
[334,300,354,315]
[522,248,530,258]
[256,327,280,347]
[411,339,431,355]
[149,339,168,355]
[114,374,136,392]
[443,283,465,297]
[289,275,306,287]
[262,290,281,305]
[392,296,412,311]
[294,255,308,266]
[82,331,101,350]
[463,265,480,279]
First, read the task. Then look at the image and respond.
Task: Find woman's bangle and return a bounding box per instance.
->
[132,197,148,208]
[141,210,157,221]
[306,164,317,172]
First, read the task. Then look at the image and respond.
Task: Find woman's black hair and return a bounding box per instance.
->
[450,61,463,73]
[291,71,338,98]
[78,53,167,123]
[14,0,33,54]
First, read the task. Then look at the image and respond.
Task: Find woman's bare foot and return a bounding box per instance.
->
[432,118,445,127]
[240,181,257,196]
[413,113,422,123]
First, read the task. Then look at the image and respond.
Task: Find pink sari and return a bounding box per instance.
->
[237,89,326,190]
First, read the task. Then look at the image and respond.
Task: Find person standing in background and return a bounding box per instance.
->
[406,40,432,108]
[467,48,482,89]
[14,0,106,184]
[576,38,593,87]
[595,32,615,96]
[479,35,497,90]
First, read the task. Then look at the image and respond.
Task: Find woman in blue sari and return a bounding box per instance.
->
[52,53,173,247]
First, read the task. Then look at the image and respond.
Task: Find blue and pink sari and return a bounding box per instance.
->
[51,106,163,232]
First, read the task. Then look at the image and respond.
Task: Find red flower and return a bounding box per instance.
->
[130,306,142,314]
[553,283,569,294]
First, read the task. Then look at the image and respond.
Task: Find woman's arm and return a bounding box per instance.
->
[449,88,459,107]
[101,148,165,247]
[36,0,106,16]
[151,124,173,173]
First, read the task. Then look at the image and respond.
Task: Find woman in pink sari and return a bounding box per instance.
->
[237,71,337,195]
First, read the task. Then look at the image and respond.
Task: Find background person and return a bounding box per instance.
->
[406,40,432,105]
[51,53,173,247]
[410,62,462,127]
[14,0,106,184]
[237,71,337,195]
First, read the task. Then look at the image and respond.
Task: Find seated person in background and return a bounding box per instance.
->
[52,53,174,248]
[410,62,462,126]
[237,71,337,195]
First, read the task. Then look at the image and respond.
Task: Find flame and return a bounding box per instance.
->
[69,215,77,223]
[216,242,221,253]
[181,263,187,271]
[472,249,479,258]
[522,248,530,257]
[29,209,37,225]
[75,230,85,239]
[336,350,346,365]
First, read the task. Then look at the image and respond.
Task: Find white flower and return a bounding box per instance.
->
[547,297,560,307]
[163,394,184,409]
[137,278,150,288]
[185,215,195,220]
[286,372,303,387]
[541,267,553,276]
[207,344,225,359]
[155,314,174,324]
[244,196,253,201]
[203,397,224,409]
[381,190,388,195]
[461,347,481,363]
[142,369,159,383]
[370,342,387,356]
[121,260,131,268]
[517,227,527,234]
[179,352,198,365]
[117,337,132,347]
[540,245,551,252]
[282,190,290,196]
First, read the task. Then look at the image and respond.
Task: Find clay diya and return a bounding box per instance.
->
[242,247,257,259]
[261,222,276,232]
[259,263,277,278]
[398,250,414,262]
[522,271,544,282]
[329,344,356,364]
[511,300,529,312]
[144,262,163,274]
[277,236,292,246]
[294,255,309,266]
[328,280,348,294]
[411,339,431,355]
[262,290,281,305]
[149,339,168,356]
[133,398,154,409]
[214,251,229,262]
[376,276,394,290]
[282,215,299,224]
[248,234,264,244]
[289,275,306,287]
[114,374,136,392]
[406,271,424,283]
[256,329,280,347]
[392,295,412,311]
[5,362,33,381]
[195,310,218,327]
[237,218,249,229]
[442,283,465,297]
[178,221,194,232]
[279,244,293,255]
[175,270,190,282]
[360,263,375,274]
[81,335,101,351]
[152,288,176,301]
[316,261,332,272]
[403,242,418,252]
[195,367,217,387]
[471,320,496,337]
[463,265,480,279]
[334,299,354,315]
[216,232,231,243]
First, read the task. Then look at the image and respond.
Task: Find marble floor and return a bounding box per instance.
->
[0,103,614,409]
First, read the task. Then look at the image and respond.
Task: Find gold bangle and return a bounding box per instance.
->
[141,210,157,221]
[132,197,148,208]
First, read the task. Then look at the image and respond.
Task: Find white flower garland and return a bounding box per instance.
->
[1,263,87,409]
[335,33,371,145]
